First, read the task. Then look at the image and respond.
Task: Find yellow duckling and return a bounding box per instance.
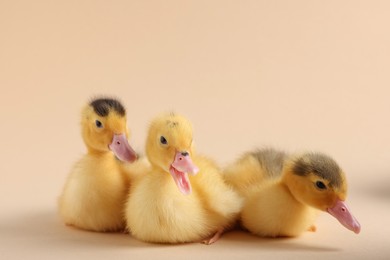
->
[125,113,242,244]
[58,98,137,232]
[224,148,361,237]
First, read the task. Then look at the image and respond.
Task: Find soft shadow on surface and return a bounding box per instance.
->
[0,210,340,252]
[0,210,160,249]
[221,228,341,252]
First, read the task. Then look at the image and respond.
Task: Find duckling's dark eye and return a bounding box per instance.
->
[95,120,103,128]
[315,181,327,190]
[160,136,167,145]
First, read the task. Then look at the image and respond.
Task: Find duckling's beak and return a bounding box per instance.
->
[327,200,361,234]
[169,151,199,195]
[109,133,137,163]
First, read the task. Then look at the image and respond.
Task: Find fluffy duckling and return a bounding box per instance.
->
[224,148,361,237]
[125,113,242,244]
[58,98,137,232]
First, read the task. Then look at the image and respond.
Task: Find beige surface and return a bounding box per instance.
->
[1,1,389,259]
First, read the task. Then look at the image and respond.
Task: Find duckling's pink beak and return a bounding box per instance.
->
[109,133,137,163]
[327,200,361,234]
[169,151,199,195]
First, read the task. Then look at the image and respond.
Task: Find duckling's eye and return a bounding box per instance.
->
[160,136,168,145]
[315,181,327,190]
[95,120,103,128]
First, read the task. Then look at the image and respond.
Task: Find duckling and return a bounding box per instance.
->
[224,148,361,237]
[58,98,137,232]
[125,113,242,244]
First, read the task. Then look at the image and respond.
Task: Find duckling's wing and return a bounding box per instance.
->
[223,148,287,197]
[248,148,287,179]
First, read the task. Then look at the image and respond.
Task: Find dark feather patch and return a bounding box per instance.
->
[166,120,178,128]
[90,98,126,117]
[292,153,342,188]
[249,148,287,178]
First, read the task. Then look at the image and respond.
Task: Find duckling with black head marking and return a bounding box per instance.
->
[58,97,137,232]
[224,148,360,237]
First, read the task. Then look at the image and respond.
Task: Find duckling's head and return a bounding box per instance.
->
[283,153,361,234]
[81,98,137,162]
[146,113,199,195]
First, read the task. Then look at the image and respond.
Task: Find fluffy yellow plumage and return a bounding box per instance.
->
[224,148,361,237]
[125,113,242,244]
[58,98,137,232]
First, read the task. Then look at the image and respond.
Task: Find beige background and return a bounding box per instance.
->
[1,1,389,259]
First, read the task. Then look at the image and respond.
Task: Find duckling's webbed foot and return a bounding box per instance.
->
[201,228,224,245]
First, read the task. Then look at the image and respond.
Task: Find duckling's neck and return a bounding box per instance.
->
[149,166,178,186]
[87,148,115,159]
[150,166,169,176]
[279,181,306,208]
